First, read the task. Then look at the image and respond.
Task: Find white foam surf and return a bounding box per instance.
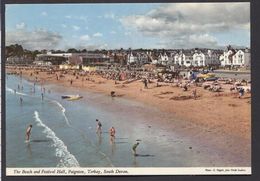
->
[50,100,114,167]
[6,87,27,96]
[51,100,71,126]
[34,111,80,167]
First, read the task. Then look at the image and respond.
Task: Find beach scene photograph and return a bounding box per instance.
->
[4,2,251,174]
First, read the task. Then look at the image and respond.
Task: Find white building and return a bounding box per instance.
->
[174,52,192,67]
[151,59,159,64]
[232,49,250,67]
[127,52,137,64]
[33,60,52,66]
[193,50,220,67]
[127,52,148,65]
[158,53,169,65]
[221,50,235,66]
[185,55,193,67]
[220,49,250,67]
[172,50,220,67]
[137,53,149,64]
[219,54,224,64]
[207,50,221,66]
[174,52,184,65]
[193,52,205,66]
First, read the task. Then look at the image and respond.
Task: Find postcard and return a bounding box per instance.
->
[3,2,251,176]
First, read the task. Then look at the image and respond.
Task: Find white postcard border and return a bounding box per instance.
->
[6,167,251,176]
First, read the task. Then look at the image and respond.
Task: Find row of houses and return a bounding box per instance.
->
[219,48,250,67]
[6,47,251,68]
[127,48,250,67]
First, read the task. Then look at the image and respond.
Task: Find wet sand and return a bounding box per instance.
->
[6,66,251,166]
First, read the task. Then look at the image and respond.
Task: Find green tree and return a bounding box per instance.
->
[67,48,78,53]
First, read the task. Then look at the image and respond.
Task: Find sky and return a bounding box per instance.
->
[5,3,250,50]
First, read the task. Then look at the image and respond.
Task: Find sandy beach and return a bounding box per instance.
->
[6,66,251,166]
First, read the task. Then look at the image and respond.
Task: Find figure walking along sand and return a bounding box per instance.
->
[143,78,148,89]
[25,125,33,142]
[238,88,245,98]
[192,88,197,100]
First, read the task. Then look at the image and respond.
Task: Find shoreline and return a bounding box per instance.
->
[6,66,251,165]
[6,66,251,139]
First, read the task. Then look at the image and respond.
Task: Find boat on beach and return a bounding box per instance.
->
[197,73,215,79]
[61,95,74,99]
[61,95,83,101]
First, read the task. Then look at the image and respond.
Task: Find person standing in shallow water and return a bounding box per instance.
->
[25,125,33,142]
[41,93,44,101]
[96,119,102,134]
[132,142,140,156]
[109,127,116,142]
[20,97,23,105]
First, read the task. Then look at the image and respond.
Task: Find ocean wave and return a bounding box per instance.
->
[34,111,80,167]
[50,100,71,126]
[6,87,27,96]
[49,100,114,167]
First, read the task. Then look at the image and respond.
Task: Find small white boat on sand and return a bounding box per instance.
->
[61,95,83,101]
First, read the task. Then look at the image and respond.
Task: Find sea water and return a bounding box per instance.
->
[6,74,244,167]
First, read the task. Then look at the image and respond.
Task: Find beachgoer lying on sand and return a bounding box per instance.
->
[230,85,237,92]
[111,91,116,97]
[25,125,32,141]
[183,85,188,91]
